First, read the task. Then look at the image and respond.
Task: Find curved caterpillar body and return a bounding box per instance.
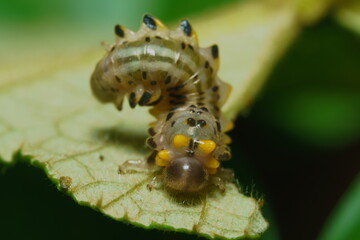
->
[91,15,234,192]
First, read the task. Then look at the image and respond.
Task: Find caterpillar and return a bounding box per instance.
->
[91,15,234,192]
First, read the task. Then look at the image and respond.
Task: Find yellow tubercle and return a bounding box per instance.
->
[188,29,198,43]
[205,157,220,169]
[155,150,170,166]
[149,121,156,127]
[153,18,166,29]
[148,94,160,104]
[172,134,190,148]
[155,155,167,166]
[198,140,216,155]
[224,135,232,144]
[224,122,234,132]
[158,149,170,160]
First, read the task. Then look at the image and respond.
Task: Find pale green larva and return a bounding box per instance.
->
[91,14,234,192]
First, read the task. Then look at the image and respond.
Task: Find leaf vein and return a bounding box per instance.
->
[102,175,153,210]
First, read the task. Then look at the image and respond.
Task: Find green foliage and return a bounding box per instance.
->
[318,174,360,240]
[254,18,360,148]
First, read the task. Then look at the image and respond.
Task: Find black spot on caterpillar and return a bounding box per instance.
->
[91,14,234,193]
[143,14,157,30]
[180,19,192,36]
[114,24,125,38]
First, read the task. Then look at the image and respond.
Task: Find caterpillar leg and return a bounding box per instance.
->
[118,151,160,174]
[146,174,163,191]
[210,168,236,193]
[118,159,149,174]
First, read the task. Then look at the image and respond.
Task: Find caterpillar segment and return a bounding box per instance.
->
[91,14,234,192]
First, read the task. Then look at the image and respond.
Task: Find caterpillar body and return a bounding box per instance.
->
[91,15,234,192]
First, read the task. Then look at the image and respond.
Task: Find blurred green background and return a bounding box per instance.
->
[1,0,360,239]
[0,0,239,26]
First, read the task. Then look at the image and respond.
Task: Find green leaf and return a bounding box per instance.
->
[0,0,335,238]
[318,174,360,240]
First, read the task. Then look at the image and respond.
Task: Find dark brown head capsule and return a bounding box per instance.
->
[164,157,208,192]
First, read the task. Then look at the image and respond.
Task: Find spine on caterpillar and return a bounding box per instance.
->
[91,15,233,192]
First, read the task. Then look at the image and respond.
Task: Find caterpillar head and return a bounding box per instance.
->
[164,157,208,192]
[154,133,220,192]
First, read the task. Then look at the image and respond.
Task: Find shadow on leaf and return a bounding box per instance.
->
[92,126,148,154]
